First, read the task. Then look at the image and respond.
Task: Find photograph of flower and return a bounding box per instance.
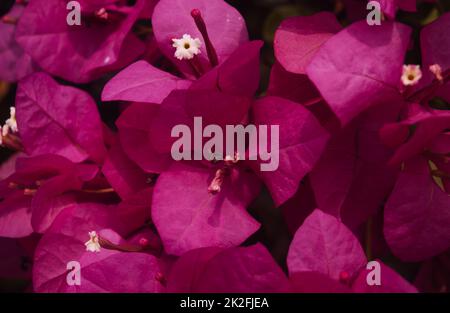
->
[0,0,449,295]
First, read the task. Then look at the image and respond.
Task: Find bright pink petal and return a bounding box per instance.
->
[383,106,450,165]
[167,247,223,292]
[152,0,248,78]
[274,12,341,74]
[116,187,153,236]
[152,162,260,255]
[0,4,36,82]
[116,102,173,173]
[420,12,450,101]
[0,153,25,180]
[384,156,450,261]
[307,21,410,125]
[16,0,146,83]
[311,102,400,228]
[0,190,32,238]
[191,41,263,97]
[267,61,322,105]
[287,209,367,280]
[195,244,289,293]
[102,60,191,104]
[102,142,149,200]
[250,96,329,206]
[30,174,81,234]
[16,73,106,163]
[33,203,166,292]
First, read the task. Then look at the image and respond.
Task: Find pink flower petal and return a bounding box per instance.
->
[102,60,191,104]
[250,96,329,206]
[384,156,450,261]
[16,73,106,163]
[287,209,366,280]
[152,162,260,255]
[152,0,248,78]
[307,21,410,125]
[274,12,341,74]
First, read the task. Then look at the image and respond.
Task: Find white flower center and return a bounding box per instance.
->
[5,107,18,133]
[401,64,422,86]
[172,34,202,60]
[85,231,101,253]
[0,107,18,146]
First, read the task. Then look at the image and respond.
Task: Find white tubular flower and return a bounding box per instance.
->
[429,64,443,82]
[5,107,18,133]
[401,64,422,86]
[85,231,101,253]
[172,34,202,60]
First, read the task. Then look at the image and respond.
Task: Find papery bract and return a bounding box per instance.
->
[287,209,366,280]
[195,244,289,293]
[0,154,99,235]
[380,104,450,165]
[102,60,192,104]
[307,21,410,125]
[16,0,149,83]
[166,247,223,292]
[267,61,322,106]
[33,203,166,292]
[102,141,150,200]
[152,162,260,256]
[420,12,450,101]
[0,189,32,238]
[167,244,289,293]
[274,12,341,75]
[249,96,329,206]
[116,102,172,173]
[16,72,106,163]
[0,4,36,82]
[310,102,401,228]
[384,156,450,261]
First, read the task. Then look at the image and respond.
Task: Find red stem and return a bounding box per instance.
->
[191,9,219,68]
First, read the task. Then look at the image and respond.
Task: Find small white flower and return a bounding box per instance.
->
[401,64,422,86]
[172,34,201,60]
[4,107,17,133]
[429,64,443,82]
[224,152,239,164]
[85,231,101,253]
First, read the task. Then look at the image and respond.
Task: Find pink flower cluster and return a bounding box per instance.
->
[0,0,448,293]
